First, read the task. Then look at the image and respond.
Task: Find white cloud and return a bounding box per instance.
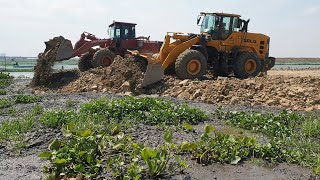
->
[304,6,320,15]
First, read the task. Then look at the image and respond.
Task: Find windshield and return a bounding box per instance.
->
[200,15,216,33]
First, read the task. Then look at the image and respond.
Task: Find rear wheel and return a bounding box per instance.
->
[234,52,261,79]
[175,49,207,79]
[78,53,93,72]
[92,48,116,68]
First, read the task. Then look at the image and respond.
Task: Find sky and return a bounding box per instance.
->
[0,0,319,57]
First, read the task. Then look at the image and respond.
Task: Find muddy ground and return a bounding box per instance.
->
[0,68,319,180]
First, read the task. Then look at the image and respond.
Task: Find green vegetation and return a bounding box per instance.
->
[0,97,205,179]
[0,89,6,95]
[1,97,320,179]
[0,98,14,109]
[1,69,34,72]
[79,97,207,126]
[0,94,42,109]
[8,107,17,116]
[0,73,13,90]
[216,110,320,174]
[65,99,76,108]
[0,114,36,141]
[40,126,186,179]
[14,94,42,104]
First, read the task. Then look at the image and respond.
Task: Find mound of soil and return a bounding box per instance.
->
[32,50,320,111]
[158,75,320,111]
[58,55,147,94]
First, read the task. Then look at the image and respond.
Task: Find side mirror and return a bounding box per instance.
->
[197,15,203,26]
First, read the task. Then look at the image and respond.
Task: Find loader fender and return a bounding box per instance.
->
[191,45,208,60]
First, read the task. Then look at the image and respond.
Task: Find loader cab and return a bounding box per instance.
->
[199,12,246,40]
[108,21,136,40]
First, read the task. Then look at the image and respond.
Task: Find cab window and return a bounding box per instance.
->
[115,28,121,38]
[201,15,216,33]
[220,17,231,40]
[232,17,239,32]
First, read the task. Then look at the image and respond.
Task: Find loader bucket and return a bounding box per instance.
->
[141,62,164,87]
[44,36,73,61]
[127,50,164,87]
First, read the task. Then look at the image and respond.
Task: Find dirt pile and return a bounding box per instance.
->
[32,52,319,111]
[159,75,320,111]
[58,56,146,94]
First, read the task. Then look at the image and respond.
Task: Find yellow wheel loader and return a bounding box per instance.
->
[137,12,275,87]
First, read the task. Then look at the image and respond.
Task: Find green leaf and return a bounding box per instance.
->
[81,129,92,137]
[75,164,85,172]
[46,172,57,180]
[55,158,67,164]
[183,122,193,131]
[179,160,188,169]
[230,156,241,165]
[201,133,209,140]
[67,122,75,131]
[181,142,191,151]
[204,124,214,134]
[113,143,124,150]
[117,132,125,140]
[111,126,121,136]
[48,139,61,151]
[164,130,172,144]
[61,128,72,137]
[38,152,52,159]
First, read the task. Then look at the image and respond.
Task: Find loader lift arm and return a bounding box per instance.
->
[133,33,202,87]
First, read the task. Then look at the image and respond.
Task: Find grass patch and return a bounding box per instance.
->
[40,110,77,129]
[0,89,6,95]
[80,97,208,126]
[0,73,13,89]
[0,114,36,141]
[0,97,208,143]
[0,95,42,109]
[14,94,42,104]
[0,98,14,109]
[0,69,34,72]
[8,107,17,116]
[65,99,76,108]
[216,110,320,174]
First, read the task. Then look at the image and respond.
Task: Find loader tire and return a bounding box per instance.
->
[175,49,207,79]
[78,53,93,72]
[234,52,261,79]
[92,48,116,68]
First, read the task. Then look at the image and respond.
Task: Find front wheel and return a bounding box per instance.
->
[92,48,116,68]
[234,52,261,79]
[175,49,207,79]
[78,53,93,72]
